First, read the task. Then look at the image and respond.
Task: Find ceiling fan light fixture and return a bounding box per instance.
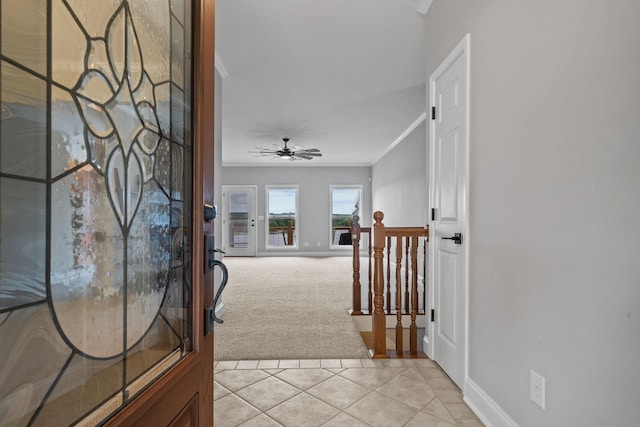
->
[249,137,322,161]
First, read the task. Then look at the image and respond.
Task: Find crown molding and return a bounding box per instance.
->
[416,0,434,15]
[215,54,228,78]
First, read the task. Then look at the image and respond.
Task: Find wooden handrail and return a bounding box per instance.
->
[362,211,428,358]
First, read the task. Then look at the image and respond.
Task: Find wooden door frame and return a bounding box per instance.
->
[104,0,216,425]
[426,33,471,392]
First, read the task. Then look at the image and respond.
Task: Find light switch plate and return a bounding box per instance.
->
[530,369,546,410]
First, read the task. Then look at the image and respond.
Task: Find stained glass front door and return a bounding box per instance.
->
[0,0,198,425]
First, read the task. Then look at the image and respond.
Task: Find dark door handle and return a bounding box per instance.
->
[204,203,216,222]
[442,233,463,245]
[204,254,229,336]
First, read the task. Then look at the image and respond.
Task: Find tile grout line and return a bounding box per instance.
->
[214,359,483,427]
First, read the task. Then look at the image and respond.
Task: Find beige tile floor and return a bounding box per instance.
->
[214,359,484,427]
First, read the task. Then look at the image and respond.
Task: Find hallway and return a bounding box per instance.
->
[214,358,484,427]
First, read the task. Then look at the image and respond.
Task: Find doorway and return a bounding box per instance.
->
[222,186,257,256]
[428,34,471,390]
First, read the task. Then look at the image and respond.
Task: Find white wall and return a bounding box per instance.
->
[425,1,640,426]
[371,121,428,227]
[222,166,371,255]
[213,69,224,310]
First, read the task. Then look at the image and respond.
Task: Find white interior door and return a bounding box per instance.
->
[222,186,257,256]
[428,35,470,389]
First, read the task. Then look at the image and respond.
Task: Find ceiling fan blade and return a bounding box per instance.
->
[250,146,278,152]
[303,148,321,152]
[296,151,322,156]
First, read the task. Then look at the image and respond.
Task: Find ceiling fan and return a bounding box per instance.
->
[249,138,323,161]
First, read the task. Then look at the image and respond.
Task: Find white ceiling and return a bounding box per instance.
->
[215,0,428,166]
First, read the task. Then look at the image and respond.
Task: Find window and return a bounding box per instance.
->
[266,186,299,248]
[330,185,362,248]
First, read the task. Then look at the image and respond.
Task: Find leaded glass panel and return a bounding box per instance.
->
[51,0,87,90]
[31,354,123,426]
[129,0,171,83]
[0,178,46,311]
[0,61,47,179]
[171,16,185,89]
[51,87,88,178]
[1,0,47,76]
[0,305,71,426]
[0,1,194,425]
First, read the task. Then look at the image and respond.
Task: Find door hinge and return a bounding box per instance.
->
[431,309,435,322]
[431,208,436,221]
[431,106,436,120]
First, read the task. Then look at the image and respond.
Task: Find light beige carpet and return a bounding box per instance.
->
[213,256,369,360]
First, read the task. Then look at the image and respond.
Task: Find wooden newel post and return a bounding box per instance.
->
[351,215,363,314]
[372,211,388,358]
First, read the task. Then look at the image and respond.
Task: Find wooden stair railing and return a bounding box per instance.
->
[351,213,428,316]
[364,211,429,359]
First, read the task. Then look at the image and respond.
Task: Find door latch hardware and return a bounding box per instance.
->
[204,255,229,336]
[205,305,215,336]
[442,232,463,245]
[204,234,215,272]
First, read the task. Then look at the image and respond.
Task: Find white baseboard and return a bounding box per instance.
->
[256,251,349,257]
[423,335,433,359]
[215,302,226,319]
[464,377,519,427]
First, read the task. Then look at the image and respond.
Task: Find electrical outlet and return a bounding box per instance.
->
[530,370,546,410]
[303,242,310,247]
[316,242,321,247]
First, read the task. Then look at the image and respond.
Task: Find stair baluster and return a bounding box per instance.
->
[410,235,419,355]
[405,238,410,314]
[386,236,392,314]
[395,236,403,355]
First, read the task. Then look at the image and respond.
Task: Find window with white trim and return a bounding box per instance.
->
[266,185,299,248]
[330,185,362,249]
